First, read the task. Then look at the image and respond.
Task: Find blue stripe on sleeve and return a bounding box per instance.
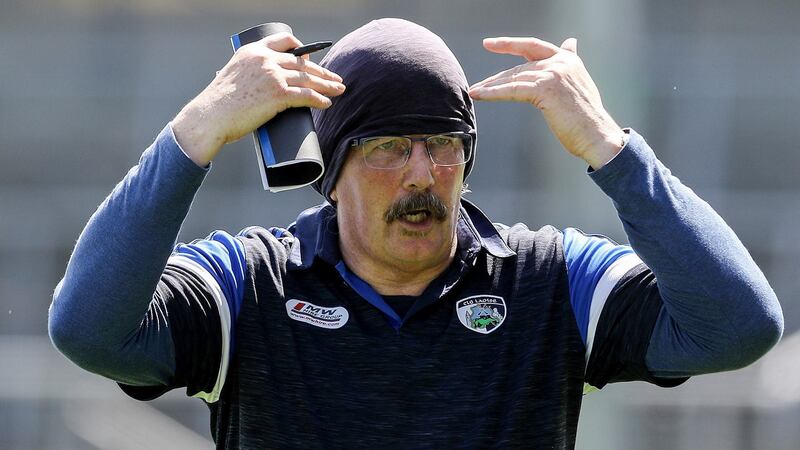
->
[563,228,635,345]
[173,231,246,347]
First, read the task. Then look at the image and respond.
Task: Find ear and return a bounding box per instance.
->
[330,188,338,202]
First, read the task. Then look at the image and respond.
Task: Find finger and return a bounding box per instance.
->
[276,53,343,82]
[284,70,346,97]
[560,37,577,54]
[468,61,546,90]
[474,70,550,90]
[482,37,560,61]
[260,32,304,52]
[284,86,334,110]
[468,81,541,103]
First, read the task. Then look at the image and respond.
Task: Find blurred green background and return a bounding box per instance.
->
[2,0,799,448]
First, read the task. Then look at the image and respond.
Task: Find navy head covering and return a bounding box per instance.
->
[311,18,477,203]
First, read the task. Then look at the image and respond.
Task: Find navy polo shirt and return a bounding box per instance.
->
[121,199,677,449]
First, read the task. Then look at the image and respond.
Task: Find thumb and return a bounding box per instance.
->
[260,32,303,53]
[560,37,577,54]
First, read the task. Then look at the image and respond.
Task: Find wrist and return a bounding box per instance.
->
[581,124,626,171]
[171,103,226,168]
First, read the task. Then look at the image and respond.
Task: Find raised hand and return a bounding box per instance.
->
[172,32,346,167]
[469,37,624,169]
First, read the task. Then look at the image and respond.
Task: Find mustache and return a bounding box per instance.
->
[384,191,449,223]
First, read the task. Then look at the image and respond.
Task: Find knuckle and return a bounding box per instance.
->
[236,47,259,64]
[260,63,280,80]
[291,56,313,72]
[549,69,565,82]
[313,96,327,108]
[266,31,291,43]
[297,72,312,87]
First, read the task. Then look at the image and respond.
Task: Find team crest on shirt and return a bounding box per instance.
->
[285,299,349,329]
[456,295,506,334]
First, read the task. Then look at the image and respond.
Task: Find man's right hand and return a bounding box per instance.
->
[171,32,346,167]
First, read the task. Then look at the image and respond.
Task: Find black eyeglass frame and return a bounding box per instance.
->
[349,132,474,170]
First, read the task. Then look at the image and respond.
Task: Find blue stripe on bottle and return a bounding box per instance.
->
[230,33,242,51]
[257,125,277,166]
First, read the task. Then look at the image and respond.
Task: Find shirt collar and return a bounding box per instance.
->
[286,199,515,271]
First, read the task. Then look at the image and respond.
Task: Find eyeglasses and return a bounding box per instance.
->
[350,133,473,170]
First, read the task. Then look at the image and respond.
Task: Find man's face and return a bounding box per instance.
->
[331,137,465,271]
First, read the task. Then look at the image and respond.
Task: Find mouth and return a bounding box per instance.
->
[384,191,448,225]
[401,209,432,224]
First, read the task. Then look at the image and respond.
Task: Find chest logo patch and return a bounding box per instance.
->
[456,295,506,334]
[285,299,349,329]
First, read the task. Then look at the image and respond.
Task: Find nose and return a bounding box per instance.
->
[402,141,435,191]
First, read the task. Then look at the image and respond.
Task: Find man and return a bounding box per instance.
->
[49,18,783,449]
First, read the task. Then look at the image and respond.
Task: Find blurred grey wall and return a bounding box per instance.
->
[1,0,799,448]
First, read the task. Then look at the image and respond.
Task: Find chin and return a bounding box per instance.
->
[389,233,450,263]
[384,215,456,259]
[399,229,432,238]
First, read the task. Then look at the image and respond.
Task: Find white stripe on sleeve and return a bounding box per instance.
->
[168,255,231,403]
[584,252,643,364]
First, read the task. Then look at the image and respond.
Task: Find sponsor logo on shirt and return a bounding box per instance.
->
[456,295,506,334]
[285,299,349,329]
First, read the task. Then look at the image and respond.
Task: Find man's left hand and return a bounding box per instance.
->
[469,37,624,170]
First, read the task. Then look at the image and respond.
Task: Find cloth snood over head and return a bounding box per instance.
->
[311,18,477,203]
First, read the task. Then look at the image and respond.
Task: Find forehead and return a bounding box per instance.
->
[364,133,452,139]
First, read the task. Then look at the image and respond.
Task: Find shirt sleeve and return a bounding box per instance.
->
[49,124,208,389]
[574,128,783,389]
[564,228,640,361]
[564,228,680,390]
[120,231,247,403]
